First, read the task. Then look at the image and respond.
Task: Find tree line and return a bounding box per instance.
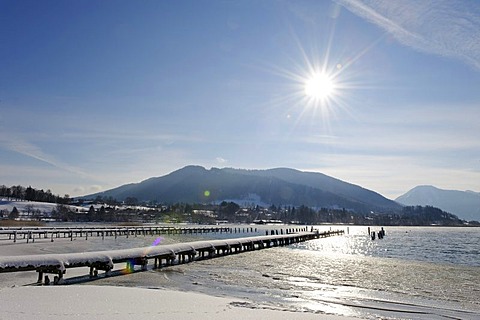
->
[0,185,71,204]
[2,185,477,226]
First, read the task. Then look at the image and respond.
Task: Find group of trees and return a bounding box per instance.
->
[398,205,466,225]
[48,204,185,224]
[0,185,70,204]
[50,204,115,222]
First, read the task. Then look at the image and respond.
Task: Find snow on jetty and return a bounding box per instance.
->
[0,229,344,285]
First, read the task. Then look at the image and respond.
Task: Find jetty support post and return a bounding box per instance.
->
[126,257,148,271]
[89,261,113,278]
[37,270,43,284]
[35,266,65,285]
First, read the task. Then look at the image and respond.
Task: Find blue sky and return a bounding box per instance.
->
[1,0,479,200]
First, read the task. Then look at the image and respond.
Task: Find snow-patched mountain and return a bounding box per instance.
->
[82,165,402,213]
[396,185,480,222]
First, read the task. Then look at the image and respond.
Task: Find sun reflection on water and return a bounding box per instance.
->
[297,226,379,257]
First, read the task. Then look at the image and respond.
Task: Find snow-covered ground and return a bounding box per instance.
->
[0,285,350,320]
[0,198,157,218]
[0,198,88,217]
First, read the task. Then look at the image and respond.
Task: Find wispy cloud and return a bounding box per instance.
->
[1,137,55,167]
[215,157,228,165]
[0,134,99,182]
[337,0,480,70]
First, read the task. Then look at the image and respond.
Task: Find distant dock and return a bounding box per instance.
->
[0,226,235,243]
[0,229,344,285]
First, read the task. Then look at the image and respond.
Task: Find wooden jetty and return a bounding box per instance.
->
[0,226,235,243]
[0,229,344,285]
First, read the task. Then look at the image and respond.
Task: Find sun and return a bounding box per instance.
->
[304,72,336,100]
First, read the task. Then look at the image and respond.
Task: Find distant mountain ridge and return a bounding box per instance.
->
[82,165,402,213]
[396,185,480,221]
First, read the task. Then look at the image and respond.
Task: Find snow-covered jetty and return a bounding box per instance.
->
[0,229,344,285]
[0,225,232,243]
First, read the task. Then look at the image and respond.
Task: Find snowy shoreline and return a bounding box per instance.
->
[0,285,353,320]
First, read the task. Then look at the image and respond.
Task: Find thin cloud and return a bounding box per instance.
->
[337,0,480,70]
[0,135,100,182]
[0,136,58,168]
[215,157,228,165]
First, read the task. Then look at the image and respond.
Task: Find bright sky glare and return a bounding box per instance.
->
[1,0,480,200]
[304,72,336,100]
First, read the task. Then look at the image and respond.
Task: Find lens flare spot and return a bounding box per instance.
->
[151,237,164,246]
[204,190,210,197]
[123,259,135,274]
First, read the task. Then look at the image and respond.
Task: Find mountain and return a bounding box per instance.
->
[82,165,402,213]
[396,185,480,222]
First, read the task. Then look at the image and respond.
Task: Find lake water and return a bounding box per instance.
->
[77,225,478,319]
[1,225,479,319]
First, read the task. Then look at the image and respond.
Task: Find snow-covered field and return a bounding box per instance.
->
[0,285,351,320]
[0,198,87,217]
[0,198,156,218]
